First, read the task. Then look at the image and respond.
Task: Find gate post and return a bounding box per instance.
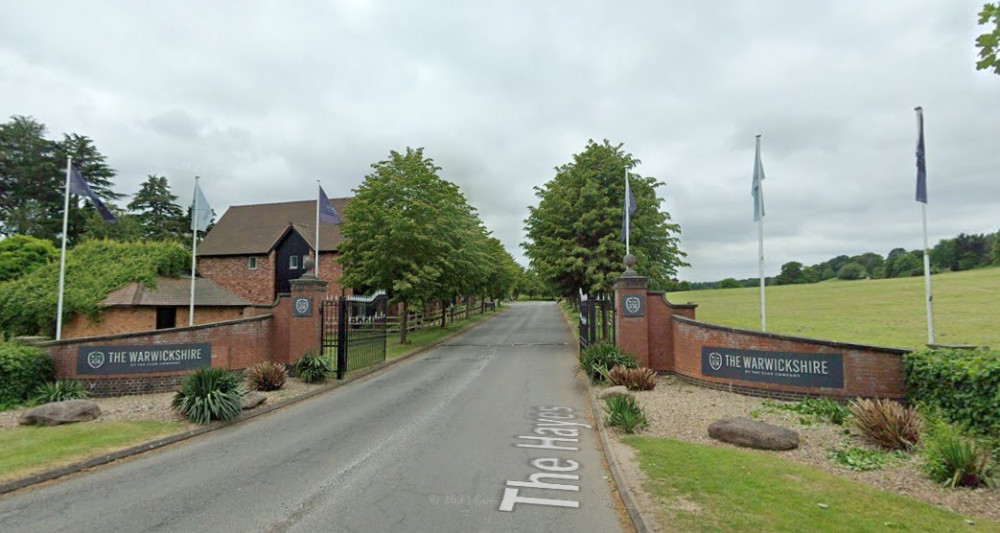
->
[614,255,650,368]
[287,259,328,366]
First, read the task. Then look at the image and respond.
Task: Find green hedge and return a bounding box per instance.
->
[0,342,55,405]
[905,348,1000,437]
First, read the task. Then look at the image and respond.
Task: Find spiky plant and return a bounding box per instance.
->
[604,394,647,434]
[849,398,921,451]
[604,366,658,391]
[579,343,637,382]
[294,352,332,384]
[172,367,244,425]
[32,380,88,404]
[245,362,287,391]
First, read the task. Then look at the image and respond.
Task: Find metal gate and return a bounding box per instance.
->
[321,291,388,379]
[579,292,615,354]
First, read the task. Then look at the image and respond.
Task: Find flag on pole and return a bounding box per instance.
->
[915,107,927,204]
[69,166,116,223]
[621,174,636,243]
[191,182,212,232]
[752,141,765,221]
[318,186,341,224]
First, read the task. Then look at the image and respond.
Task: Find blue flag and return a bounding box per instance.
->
[319,185,341,224]
[69,166,116,223]
[191,182,213,232]
[621,175,637,242]
[915,108,927,204]
[752,139,765,221]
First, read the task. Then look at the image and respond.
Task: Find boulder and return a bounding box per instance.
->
[241,391,267,410]
[708,417,799,450]
[598,386,633,400]
[19,400,101,426]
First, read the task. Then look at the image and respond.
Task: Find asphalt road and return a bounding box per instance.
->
[0,302,623,533]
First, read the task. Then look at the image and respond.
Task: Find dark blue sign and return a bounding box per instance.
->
[293,297,313,317]
[622,294,645,317]
[701,346,844,389]
[78,343,211,375]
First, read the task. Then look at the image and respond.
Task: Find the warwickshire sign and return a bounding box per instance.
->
[701,346,844,389]
[78,343,211,375]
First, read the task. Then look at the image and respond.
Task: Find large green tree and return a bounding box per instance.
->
[977,3,1000,75]
[0,235,58,282]
[522,139,687,298]
[128,175,187,242]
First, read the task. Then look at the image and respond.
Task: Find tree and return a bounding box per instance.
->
[128,175,187,242]
[522,139,687,298]
[775,261,806,285]
[719,278,741,289]
[837,262,865,280]
[0,235,57,282]
[977,3,1000,75]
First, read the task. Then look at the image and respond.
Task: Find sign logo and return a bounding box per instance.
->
[295,298,310,314]
[708,351,723,371]
[625,297,641,314]
[87,351,105,370]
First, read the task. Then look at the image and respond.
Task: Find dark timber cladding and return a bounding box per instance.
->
[275,230,311,296]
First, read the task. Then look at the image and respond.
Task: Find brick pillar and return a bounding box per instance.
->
[614,255,650,368]
[286,259,327,366]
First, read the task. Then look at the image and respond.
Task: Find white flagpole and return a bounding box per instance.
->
[189,177,199,326]
[916,107,935,345]
[315,180,321,278]
[625,169,630,257]
[756,135,766,332]
[55,156,73,340]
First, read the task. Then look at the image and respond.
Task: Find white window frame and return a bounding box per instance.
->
[248,256,258,270]
[290,255,299,269]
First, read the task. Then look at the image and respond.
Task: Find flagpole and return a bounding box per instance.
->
[55,156,73,340]
[916,107,935,345]
[189,177,199,326]
[756,135,766,332]
[315,180,321,279]
[624,169,630,257]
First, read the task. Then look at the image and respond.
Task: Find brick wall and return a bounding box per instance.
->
[199,254,276,304]
[62,306,245,339]
[316,252,346,297]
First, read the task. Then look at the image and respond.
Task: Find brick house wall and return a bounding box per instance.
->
[198,254,276,304]
[62,306,246,339]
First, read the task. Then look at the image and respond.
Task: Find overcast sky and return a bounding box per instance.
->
[2,1,996,282]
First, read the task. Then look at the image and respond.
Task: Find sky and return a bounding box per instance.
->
[1,1,997,282]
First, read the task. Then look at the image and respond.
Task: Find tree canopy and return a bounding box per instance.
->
[522,139,687,297]
[127,175,188,242]
[977,3,1000,75]
[0,235,58,283]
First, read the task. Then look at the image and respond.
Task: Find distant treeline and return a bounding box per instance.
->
[668,230,1000,291]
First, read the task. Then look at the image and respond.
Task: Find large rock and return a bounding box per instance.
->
[241,391,267,410]
[598,386,633,400]
[19,400,101,426]
[708,417,799,450]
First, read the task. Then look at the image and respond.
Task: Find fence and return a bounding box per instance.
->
[579,293,615,354]
[321,292,388,379]
[385,298,490,333]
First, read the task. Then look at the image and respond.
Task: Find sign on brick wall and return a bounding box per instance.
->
[77,343,211,375]
[701,346,844,389]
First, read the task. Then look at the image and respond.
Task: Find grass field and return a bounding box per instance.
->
[666,267,1000,350]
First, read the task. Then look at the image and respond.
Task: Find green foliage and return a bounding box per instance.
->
[977,3,1000,75]
[31,379,89,404]
[718,278,741,289]
[523,139,687,297]
[604,394,647,433]
[0,239,189,336]
[849,398,921,451]
[0,235,57,282]
[245,361,287,391]
[294,352,332,383]
[579,342,637,382]
[605,365,658,391]
[837,262,865,280]
[921,416,997,488]
[171,367,244,425]
[905,348,1000,437]
[828,446,904,472]
[0,342,55,404]
[127,175,188,242]
[773,397,850,426]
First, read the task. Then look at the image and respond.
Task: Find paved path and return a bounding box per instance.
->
[0,302,622,533]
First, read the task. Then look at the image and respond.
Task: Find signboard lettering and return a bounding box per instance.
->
[701,346,844,389]
[77,343,211,375]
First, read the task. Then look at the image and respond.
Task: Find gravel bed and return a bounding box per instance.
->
[608,375,1000,523]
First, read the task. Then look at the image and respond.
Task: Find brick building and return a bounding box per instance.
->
[196,198,351,304]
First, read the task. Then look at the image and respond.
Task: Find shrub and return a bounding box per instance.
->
[605,366,657,391]
[905,348,1000,438]
[604,394,647,434]
[921,417,996,488]
[778,397,850,426]
[579,343,637,382]
[849,398,921,451]
[32,380,88,404]
[0,342,55,405]
[245,362,287,391]
[294,352,332,384]
[171,367,244,425]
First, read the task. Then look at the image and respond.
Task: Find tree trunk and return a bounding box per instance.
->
[440,299,447,328]
[400,301,409,345]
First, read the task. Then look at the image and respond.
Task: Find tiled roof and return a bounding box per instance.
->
[103,277,250,307]
[197,197,350,257]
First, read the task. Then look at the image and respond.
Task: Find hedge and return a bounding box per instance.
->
[904,348,1000,437]
[0,342,55,405]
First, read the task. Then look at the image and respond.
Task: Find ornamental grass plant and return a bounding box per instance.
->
[603,365,657,391]
[579,342,637,383]
[171,367,244,425]
[245,361,287,391]
[31,380,88,404]
[293,352,332,384]
[604,394,647,434]
[849,398,921,451]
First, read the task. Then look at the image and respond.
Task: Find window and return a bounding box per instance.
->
[248,257,258,270]
[156,307,177,330]
[290,255,299,269]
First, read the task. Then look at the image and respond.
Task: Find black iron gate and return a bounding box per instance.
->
[579,292,615,354]
[321,291,388,379]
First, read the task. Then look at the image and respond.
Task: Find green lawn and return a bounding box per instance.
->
[624,437,1000,533]
[385,307,506,361]
[0,421,186,483]
[667,267,1000,350]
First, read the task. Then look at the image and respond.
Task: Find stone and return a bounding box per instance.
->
[19,400,101,426]
[598,386,633,400]
[707,417,799,450]
[241,391,267,410]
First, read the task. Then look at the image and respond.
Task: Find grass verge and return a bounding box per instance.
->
[622,436,1000,532]
[0,421,186,483]
[384,307,506,361]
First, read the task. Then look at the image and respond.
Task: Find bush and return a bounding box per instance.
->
[778,397,850,426]
[605,366,657,391]
[0,342,55,405]
[579,343,637,382]
[245,361,287,391]
[32,380,88,404]
[849,398,921,451]
[921,417,997,488]
[905,348,1000,438]
[294,352,332,384]
[603,394,647,434]
[171,367,244,425]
